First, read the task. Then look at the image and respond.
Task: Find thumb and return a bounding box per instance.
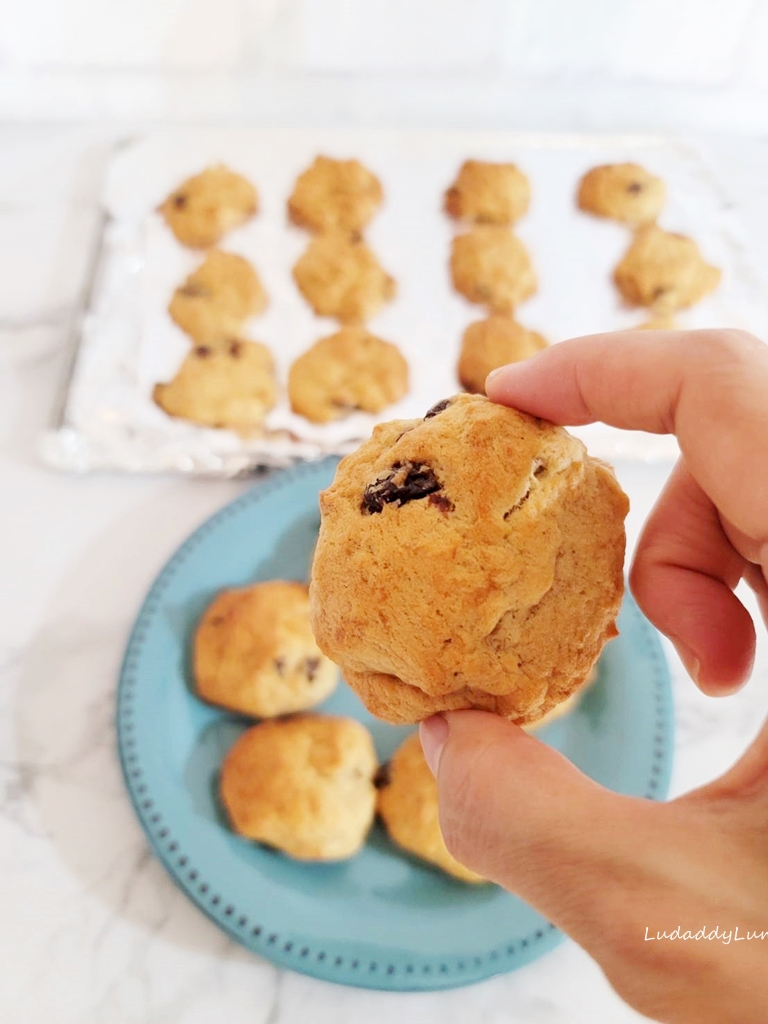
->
[420,710,656,950]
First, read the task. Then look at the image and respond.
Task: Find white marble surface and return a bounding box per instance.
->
[2,123,768,1024]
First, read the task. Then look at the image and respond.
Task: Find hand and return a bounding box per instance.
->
[420,330,768,1024]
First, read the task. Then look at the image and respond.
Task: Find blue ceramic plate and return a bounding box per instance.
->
[117,458,673,992]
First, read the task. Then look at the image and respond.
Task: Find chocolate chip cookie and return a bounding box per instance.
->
[293,232,396,323]
[309,393,628,725]
[577,163,665,226]
[288,156,384,235]
[168,249,268,344]
[457,315,547,393]
[444,160,530,226]
[159,165,258,249]
[614,225,721,313]
[450,227,536,313]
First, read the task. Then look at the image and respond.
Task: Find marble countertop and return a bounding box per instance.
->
[2,124,768,1024]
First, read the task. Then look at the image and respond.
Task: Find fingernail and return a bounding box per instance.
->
[485,366,506,385]
[419,714,449,777]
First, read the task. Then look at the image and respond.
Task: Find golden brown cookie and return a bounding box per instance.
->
[444,160,530,226]
[376,732,486,883]
[293,232,396,323]
[577,163,665,226]
[152,339,276,435]
[168,250,268,344]
[614,225,721,314]
[158,165,258,248]
[220,714,378,860]
[457,315,547,394]
[310,393,628,725]
[288,156,384,235]
[523,665,597,731]
[450,227,536,313]
[288,327,409,424]
[194,581,338,717]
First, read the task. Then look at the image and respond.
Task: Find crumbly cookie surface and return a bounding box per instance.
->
[152,339,276,435]
[614,225,721,313]
[444,160,530,226]
[220,714,378,860]
[288,156,383,234]
[450,227,536,313]
[194,581,338,717]
[577,163,665,226]
[310,393,628,725]
[288,327,409,424]
[159,165,258,248]
[457,315,547,393]
[293,232,396,322]
[377,732,486,883]
[168,250,267,344]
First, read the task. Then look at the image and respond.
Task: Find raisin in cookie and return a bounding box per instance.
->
[376,732,485,883]
[577,163,665,226]
[194,581,338,717]
[310,393,628,725]
[293,232,396,323]
[458,315,547,394]
[444,160,530,226]
[288,156,383,235]
[450,227,536,313]
[220,715,378,860]
[152,339,276,435]
[168,250,267,344]
[159,165,258,248]
[614,225,721,314]
[288,327,408,424]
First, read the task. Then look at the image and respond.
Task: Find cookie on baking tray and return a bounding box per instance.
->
[444,160,530,226]
[450,227,536,313]
[293,231,396,322]
[152,339,276,435]
[376,732,486,883]
[309,393,628,726]
[577,163,665,226]
[457,315,547,394]
[158,165,258,249]
[220,714,378,860]
[614,224,721,314]
[288,326,409,424]
[288,156,384,235]
[168,250,268,344]
[194,581,338,718]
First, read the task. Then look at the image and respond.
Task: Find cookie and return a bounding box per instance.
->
[293,232,396,323]
[577,163,665,226]
[523,665,597,731]
[457,315,547,394]
[309,393,628,725]
[159,165,258,248]
[288,156,384,235]
[376,732,486,883]
[168,250,268,344]
[152,339,276,435]
[614,225,721,314]
[450,227,536,313]
[288,327,409,424]
[635,314,677,331]
[444,160,530,226]
[220,714,378,860]
[194,581,338,718]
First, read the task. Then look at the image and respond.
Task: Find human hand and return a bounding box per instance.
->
[420,330,768,1024]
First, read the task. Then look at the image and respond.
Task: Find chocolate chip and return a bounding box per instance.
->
[210,615,225,626]
[195,346,212,358]
[173,194,187,209]
[533,459,547,477]
[229,340,243,358]
[305,657,320,681]
[424,398,453,419]
[626,181,643,194]
[361,461,446,514]
[653,286,667,299]
[273,657,286,676]
[428,492,454,513]
[374,763,391,789]
[179,284,210,298]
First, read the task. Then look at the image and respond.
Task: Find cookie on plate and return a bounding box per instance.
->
[444,160,530,226]
[523,665,597,731]
[288,326,409,424]
[158,165,258,248]
[194,581,338,717]
[376,732,485,883]
[220,714,378,860]
[614,225,721,314]
[168,250,268,344]
[310,393,628,725]
[293,232,396,323]
[457,315,547,394]
[288,156,384,235]
[152,339,276,435]
[450,227,536,313]
[577,163,665,226]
